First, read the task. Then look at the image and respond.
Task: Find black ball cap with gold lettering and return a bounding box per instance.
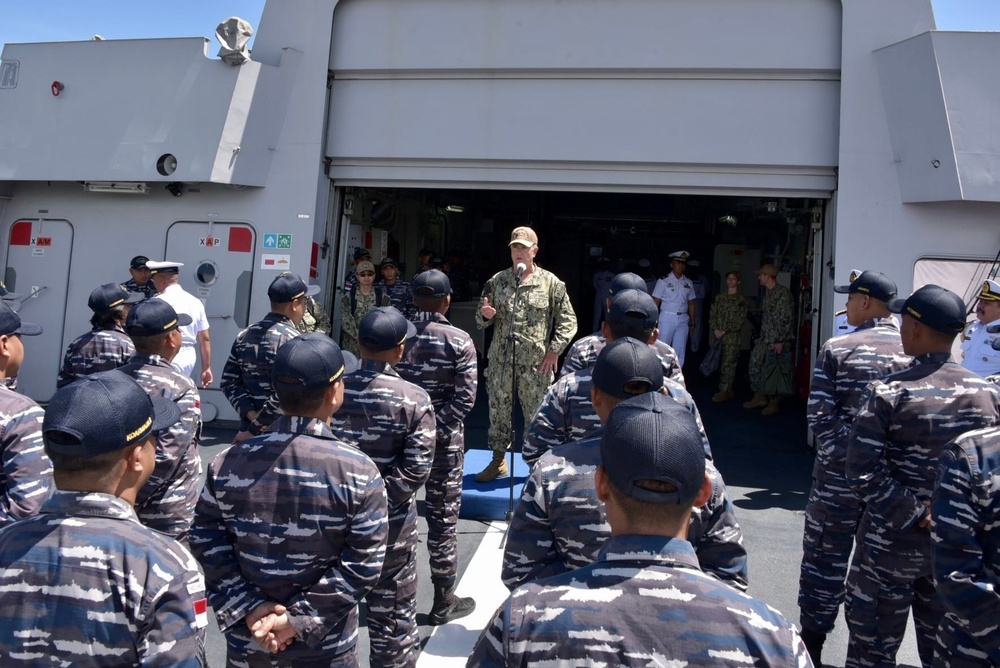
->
[43,370,181,457]
[125,299,192,337]
[888,284,967,334]
[833,270,897,302]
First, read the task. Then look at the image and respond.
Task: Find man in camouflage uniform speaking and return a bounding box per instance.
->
[470,392,808,667]
[744,263,795,415]
[798,270,910,666]
[475,225,577,481]
[0,371,207,666]
[844,284,1000,668]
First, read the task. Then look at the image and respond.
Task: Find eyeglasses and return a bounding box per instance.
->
[359,272,375,278]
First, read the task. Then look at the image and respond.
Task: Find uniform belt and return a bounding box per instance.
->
[663,311,685,315]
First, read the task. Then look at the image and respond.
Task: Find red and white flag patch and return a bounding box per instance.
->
[193,598,208,629]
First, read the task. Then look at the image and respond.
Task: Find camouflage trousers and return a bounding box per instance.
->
[844,511,942,668]
[224,631,358,667]
[748,339,769,393]
[136,455,202,546]
[718,335,740,392]
[426,429,465,585]
[366,511,420,668]
[485,356,552,455]
[798,473,862,633]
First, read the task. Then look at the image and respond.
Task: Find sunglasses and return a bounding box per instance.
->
[359,272,375,278]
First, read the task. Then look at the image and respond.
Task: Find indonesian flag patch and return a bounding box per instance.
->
[193,598,209,629]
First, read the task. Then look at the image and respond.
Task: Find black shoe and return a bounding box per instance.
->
[429,585,476,625]
[799,627,826,667]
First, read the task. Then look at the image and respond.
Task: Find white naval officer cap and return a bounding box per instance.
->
[668,251,690,262]
[145,260,184,275]
[977,279,1000,303]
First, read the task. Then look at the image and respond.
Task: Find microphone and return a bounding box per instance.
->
[515,263,527,281]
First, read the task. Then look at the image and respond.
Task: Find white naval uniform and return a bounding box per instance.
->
[652,273,696,367]
[960,318,1000,377]
[834,309,856,336]
[155,283,210,377]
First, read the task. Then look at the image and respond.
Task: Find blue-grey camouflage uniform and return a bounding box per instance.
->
[930,426,1000,667]
[559,332,685,386]
[56,325,136,388]
[122,351,203,543]
[191,416,388,667]
[329,360,435,668]
[0,385,50,527]
[844,352,1000,668]
[522,374,712,468]
[123,277,157,300]
[0,491,207,667]
[503,433,746,592]
[376,279,416,320]
[473,535,807,667]
[477,266,577,456]
[221,312,300,434]
[799,317,910,634]
[395,311,478,586]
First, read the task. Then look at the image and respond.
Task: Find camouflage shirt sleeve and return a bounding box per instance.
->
[141,542,208,667]
[522,384,569,469]
[688,461,749,591]
[221,329,254,417]
[931,430,1000,661]
[547,278,577,356]
[558,338,589,378]
[806,343,850,447]
[384,396,436,510]
[435,332,479,434]
[847,382,925,530]
[761,284,795,344]
[501,464,564,590]
[0,402,51,525]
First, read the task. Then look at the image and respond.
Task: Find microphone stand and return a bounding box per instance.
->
[502,266,524,528]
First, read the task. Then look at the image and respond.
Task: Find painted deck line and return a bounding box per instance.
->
[417,521,509,666]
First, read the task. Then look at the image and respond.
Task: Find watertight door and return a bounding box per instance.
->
[4,219,73,402]
[164,221,256,421]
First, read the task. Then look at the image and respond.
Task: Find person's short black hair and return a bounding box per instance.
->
[414,294,448,313]
[91,305,127,330]
[130,331,172,354]
[45,434,129,474]
[607,319,654,342]
[275,379,328,414]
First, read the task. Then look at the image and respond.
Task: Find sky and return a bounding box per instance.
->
[1,0,1000,50]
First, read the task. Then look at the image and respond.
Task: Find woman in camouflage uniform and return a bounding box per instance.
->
[340,260,389,356]
[709,271,748,402]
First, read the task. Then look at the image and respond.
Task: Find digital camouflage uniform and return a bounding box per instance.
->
[395,311,478,587]
[799,317,910,635]
[121,351,204,543]
[191,416,388,667]
[559,332,685,386]
[473,535,806,667]
[328,360,435,668]
[930,426,1000,667]
[749,282,794,393]
[122,277,157,300]
[339,289,390,357]
[476,266,577,455]
[844,353,1000,668]
[0,384,50,527]
[522,372,711,468]
[376,279,416,320]
[221,312,300,434]
[708,291,748,392]
[503,433,745,592]
[0,491,207,667]
[56,325,135,388]
[296,297,331,335]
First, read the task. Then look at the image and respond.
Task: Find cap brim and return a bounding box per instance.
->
[175,313,194,326]
[124,291,145,304]
[887,297,906,314]
[342,350,360,375]
[403,318,417,341]
[1,292,22,301]
[14,322,42,336]
[149,395,182,432]
[508,240,535,248]
[305,285,321,297]
[833,284,851,294]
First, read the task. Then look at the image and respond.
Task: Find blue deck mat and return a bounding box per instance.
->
[459,449,529,520]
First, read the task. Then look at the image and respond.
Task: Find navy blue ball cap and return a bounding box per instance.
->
[43,370,181,457]
[88,283,143,313]
[380,257,399,268]
[609,272,649,296]
[413,269,452,297]
[130,255,149,270]
[267,273,320,303]
[354,247,372,261]
[272,333,359,392]
[600,392,706,505]
[592,336,664,400]
[607,289,658,330]
[888,284,967,334]
[125,299,192,337]
[0,301,41,336]
[833,270,898,302]
[358,306,416,351]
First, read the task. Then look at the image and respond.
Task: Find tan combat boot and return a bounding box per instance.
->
[475,451,508,482]
[712,389,733,403]
[742,392,768,409]
[762,397,781,416]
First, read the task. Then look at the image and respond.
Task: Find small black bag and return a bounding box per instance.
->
[699,339,723,377]
[761,350,794,396]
